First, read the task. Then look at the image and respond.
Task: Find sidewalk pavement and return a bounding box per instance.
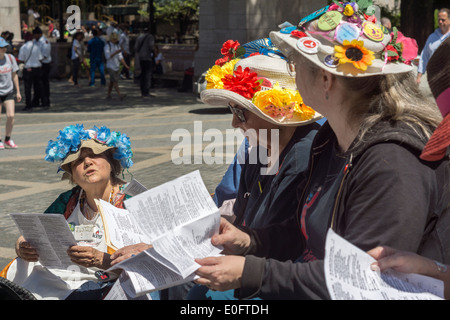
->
[0,78,236,270]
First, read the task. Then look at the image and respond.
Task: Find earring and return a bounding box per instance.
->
[325,92,329,100]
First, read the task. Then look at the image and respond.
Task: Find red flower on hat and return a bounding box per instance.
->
[216,40,241,66]
[291,30,307,39]
[364,14,377,23]
[385,45,400,62]
[221,40,240,56]
[222,66,261,99]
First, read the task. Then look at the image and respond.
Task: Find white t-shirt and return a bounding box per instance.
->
[0,54,18,96]
[18,40,43,68]
[104,42,123,71]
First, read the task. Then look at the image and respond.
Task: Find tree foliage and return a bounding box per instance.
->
[154,0,199,25]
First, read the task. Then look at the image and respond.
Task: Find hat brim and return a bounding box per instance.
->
[269,31,413,77]
[420,114,450,161]
[60,139,115,173]
[201,88,322,127]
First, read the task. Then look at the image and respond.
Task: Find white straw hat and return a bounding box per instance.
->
[201,40,322,126]
[269,3,418,77]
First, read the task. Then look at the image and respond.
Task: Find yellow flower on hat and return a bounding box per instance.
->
[206,59,240,89]
[334,39,375,71]
[252,83,315,121]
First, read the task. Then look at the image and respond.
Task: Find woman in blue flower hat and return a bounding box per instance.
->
[7,124,142,300]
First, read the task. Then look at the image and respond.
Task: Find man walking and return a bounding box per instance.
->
[87,29,106,87]
[34,27,51,108]
[135,27,155,97]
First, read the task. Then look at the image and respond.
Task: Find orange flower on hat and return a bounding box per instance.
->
[334,39,375,71]
[252,83,315,121]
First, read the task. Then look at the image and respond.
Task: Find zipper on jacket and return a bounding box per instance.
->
[330,153,353,230]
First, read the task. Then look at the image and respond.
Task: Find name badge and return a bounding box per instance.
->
[74,225,95,241]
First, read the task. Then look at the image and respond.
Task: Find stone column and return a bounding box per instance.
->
[0,0,22,41]
[194,0,327,77]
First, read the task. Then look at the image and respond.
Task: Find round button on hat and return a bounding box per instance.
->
[335,23,360,44]
[297,37,321,54]
[317,11,343,31]
[363,21,384,42]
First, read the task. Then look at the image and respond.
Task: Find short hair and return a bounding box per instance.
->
[439,8,450,17]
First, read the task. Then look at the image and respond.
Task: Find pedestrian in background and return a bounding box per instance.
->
[34,27,51,109]
[18,31,42,111]
[135,28,155,97]
[87,29,106,87]
[0,37,21,149]
[119,24,131,80]
[71,32,83,87]
[417,8,450,84]
[104,32,129,100]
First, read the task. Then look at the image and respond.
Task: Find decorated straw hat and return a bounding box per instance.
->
[420,37,450,162]
[201,38,322,126]
[269,1,418,77]
[45,124,133,175]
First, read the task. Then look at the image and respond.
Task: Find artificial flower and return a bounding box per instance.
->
[206,59,239,89]
[252,83,315,121]
[45,125,134,169]
[291,30,308,39]
[385,44,400,62]
[222,66,261,99]
[328,3,344,12]
[386,28,418,65]
[334,39,375,71]
[221,40,240,56]
[364,14,377,23]
[343,4,354,16]
[215,40,241,66]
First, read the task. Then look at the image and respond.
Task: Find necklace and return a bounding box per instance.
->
[80,186,115,220]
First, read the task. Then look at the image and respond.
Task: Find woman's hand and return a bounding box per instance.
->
[194,255,245,292]
[16,92,22,103]
[211,218,251,255]
[110,243,152,266]
[368,246,437,275]
[67,245,111,270]
[15,236,39,262]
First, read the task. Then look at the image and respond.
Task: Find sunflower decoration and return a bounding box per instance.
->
[252,83,315,121]
[334,39,375,71]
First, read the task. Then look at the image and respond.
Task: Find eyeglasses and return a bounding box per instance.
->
[228,104,247,123]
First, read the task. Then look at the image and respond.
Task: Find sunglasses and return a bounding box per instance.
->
[228,104,247,123]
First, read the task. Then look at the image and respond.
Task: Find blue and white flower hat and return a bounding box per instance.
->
[45,124,133,174]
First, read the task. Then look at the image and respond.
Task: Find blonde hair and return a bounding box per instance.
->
[291,51,442,150]
[339,72,442,151]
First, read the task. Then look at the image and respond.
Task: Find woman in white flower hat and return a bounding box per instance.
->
[193,2,449,300]
[6,124,143,300]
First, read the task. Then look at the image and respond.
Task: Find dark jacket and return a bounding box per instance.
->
[236,120,450,300]
[233,124,319,228]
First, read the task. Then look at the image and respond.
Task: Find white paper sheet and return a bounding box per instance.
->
[102,170,222,297]
[324,229,444,300]
[10,213,77,269]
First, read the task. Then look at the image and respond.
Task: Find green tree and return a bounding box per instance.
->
[154,0,199,36]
